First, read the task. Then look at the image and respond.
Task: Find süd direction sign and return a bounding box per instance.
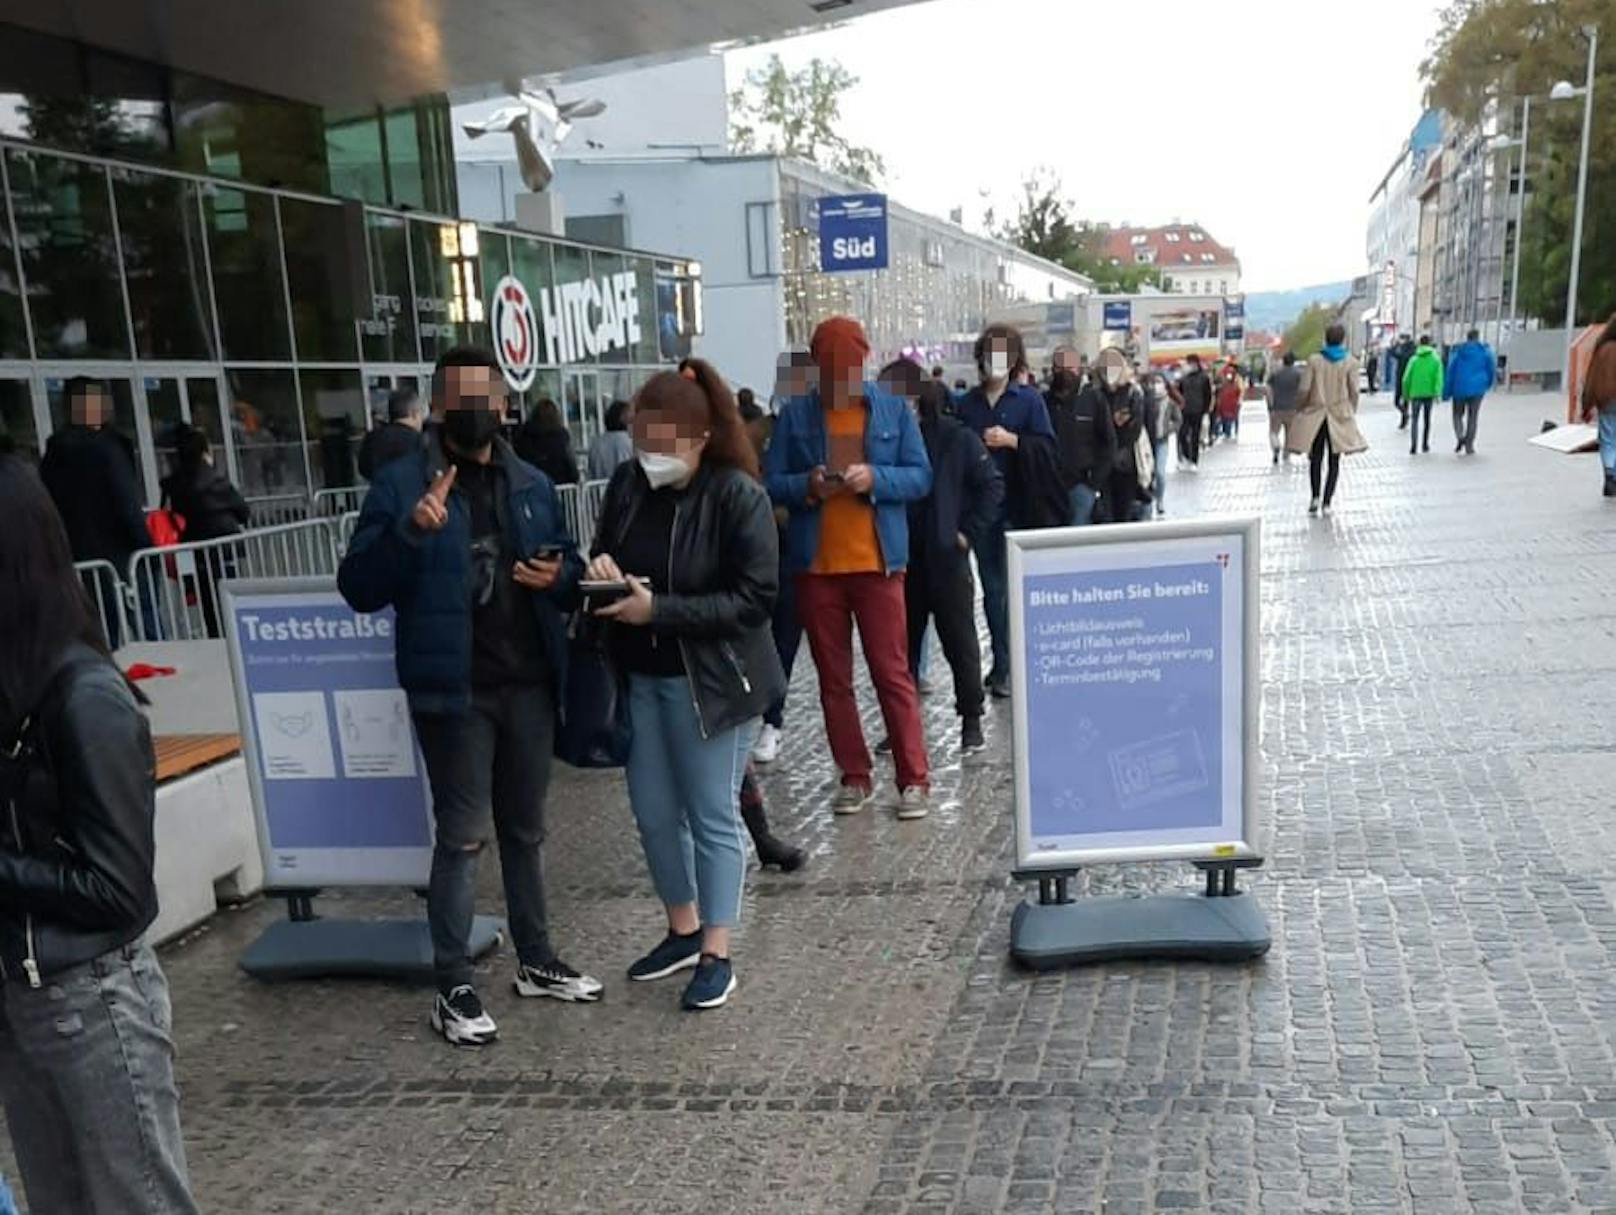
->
[818,193,889,273]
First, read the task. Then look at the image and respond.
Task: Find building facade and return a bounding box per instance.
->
[470,151,1091,396]
[1098,225,1241,298]
[0,20,699,513]
[1365,111,1444,343]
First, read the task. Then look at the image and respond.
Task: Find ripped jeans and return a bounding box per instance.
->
[0,942,200,1213]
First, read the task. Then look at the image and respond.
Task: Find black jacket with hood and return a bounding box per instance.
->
[1047,371,1117,489]
[909,408,1003,565]
[39,426,150,567]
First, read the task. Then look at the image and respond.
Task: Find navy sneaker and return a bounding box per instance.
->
[682,954,737,1011]
[627,930,702,982]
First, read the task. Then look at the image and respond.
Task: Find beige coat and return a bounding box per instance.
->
[1287,353,1368,455]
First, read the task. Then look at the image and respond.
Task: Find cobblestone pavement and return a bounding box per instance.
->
[10,390,1616,1214]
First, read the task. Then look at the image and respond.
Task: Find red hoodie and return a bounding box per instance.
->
[1215,377,1242,419]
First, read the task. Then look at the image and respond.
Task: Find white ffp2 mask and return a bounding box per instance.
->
[638,451,692,489]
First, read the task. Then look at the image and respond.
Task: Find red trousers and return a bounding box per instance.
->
[796,571,929,792]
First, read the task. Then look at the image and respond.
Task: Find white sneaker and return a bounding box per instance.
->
[751,724,781,764]
[896,787,931,821]
[431,985,498,1047]
[1321,503,1334,517]
[833,783,873,815]
[1308,498,1320,517]
[513,958,604,1003]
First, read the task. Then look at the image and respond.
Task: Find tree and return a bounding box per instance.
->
[1283,303,1333,359]
[1422,0,1616,326]
[729,55,885,185]
[996,169,1162,293]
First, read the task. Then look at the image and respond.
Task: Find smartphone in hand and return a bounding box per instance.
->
[579,579,632,608]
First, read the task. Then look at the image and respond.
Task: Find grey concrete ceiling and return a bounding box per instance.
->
[1,0,927,108]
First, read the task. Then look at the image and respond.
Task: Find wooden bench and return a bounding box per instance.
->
[154,734,242,784]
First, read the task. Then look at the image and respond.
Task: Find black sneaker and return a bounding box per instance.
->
[627,930,703,982]
[514,957,604,1003]
[961,716,986,754]
[874,735,892,755]
[431,984,498,1047]
[987,674,1011,699]
[681,954,737,1011]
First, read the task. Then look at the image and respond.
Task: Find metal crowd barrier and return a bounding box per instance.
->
[558,479,610,553]
[245,493,314,528]
[332,511,360,556]
[312,486,366,517]
[126,518,342,642]
[75,559,133,649]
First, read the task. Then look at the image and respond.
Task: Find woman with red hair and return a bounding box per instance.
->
[587,358,785,1011]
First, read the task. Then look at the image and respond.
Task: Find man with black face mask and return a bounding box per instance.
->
[340,346,599,1048]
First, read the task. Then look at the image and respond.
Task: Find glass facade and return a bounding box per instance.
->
[0,141,684,506]
[0,20,692,508]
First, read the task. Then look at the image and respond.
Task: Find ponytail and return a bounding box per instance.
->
[676,358,760,481]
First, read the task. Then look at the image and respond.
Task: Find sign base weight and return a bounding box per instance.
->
[1010,892,1269,970]
[241,915,505,982]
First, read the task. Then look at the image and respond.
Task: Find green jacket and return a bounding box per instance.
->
[1401,345,1443,400]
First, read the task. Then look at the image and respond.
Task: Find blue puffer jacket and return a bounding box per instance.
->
[1444,340,1497,401]
[764,384,932,575]
[338,432,581,715]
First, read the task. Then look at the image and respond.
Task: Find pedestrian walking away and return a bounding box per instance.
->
[956,323,1055,697]
[589,358,786,1010]
[358,387,427,481]
[1143,370,1180,514]
[0,455,202,1215]
[1445,328,1497,455]
[1400,335,1443,454]
[1087,349,1149,523]
[1047,361,1116,525]
[339,345,602,1048]
[512,396,580,486]
[1288,324,1367,516]
[754,350,816,764]
[765,316,933,818]
[1580,315,1616,497]
[1214,367,1243,441]
[586,398,636,480]
[1390,334,1416,429]
[1177,353,1214,468]
[895,370,1002,755]
[159,423,251,638]
[1266,352,1303,465]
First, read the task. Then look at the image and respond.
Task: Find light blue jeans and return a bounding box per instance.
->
[1069,482,1098,526]
[1601,409,1616,478]
[625,675,756,928]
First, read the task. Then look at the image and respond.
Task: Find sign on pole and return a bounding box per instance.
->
[1102,301,1132,331]
[1009,518,1261,869]
[222,578,434,890]
[817,193,889,273]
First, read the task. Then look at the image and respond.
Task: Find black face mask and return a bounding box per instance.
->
[444,409,501,452]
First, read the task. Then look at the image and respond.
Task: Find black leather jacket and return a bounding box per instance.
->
[594,461,785,738]
[0,645,159,985]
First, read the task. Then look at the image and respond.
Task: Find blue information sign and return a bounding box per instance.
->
[1103,301,1132,331]
[1225,299,1245,343]
[222,579,434,889]
[818,193,889,273]
[1008,521,1261,868]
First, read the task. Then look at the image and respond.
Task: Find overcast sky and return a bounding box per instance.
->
[729,0,1448,292]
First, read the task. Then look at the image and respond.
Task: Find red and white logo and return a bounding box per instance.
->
[491,276,537,393]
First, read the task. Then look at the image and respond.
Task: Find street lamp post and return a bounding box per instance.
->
[1555,23,1598,393]
[1506,95,1531,346]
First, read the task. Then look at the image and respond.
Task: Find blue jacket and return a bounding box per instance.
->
[764,384,932,575]
[955,382,1056,488]
[1444,340,1497,401]
[337,433,581,715]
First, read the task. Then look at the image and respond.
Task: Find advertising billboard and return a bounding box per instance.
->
[1147,306,1222,365]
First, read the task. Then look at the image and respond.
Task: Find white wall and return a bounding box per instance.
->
[551,157,786,395]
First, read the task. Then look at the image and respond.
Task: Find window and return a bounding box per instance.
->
[1135,250,1155,265]
[1164,231,1182,242]
[409,219,478,363]
[1129,234,1147,246]
[113,169,217,360]
[300,369,365,490]
[1189,230,1206,242]
[204,187,291,360]
[6,150,129,358]
[1161,277,1173,291]
[279,196,360,362]
[324,108,388,205]
[360,211,417,364]
[1201,253,1216,263]
[227,369,306,498]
